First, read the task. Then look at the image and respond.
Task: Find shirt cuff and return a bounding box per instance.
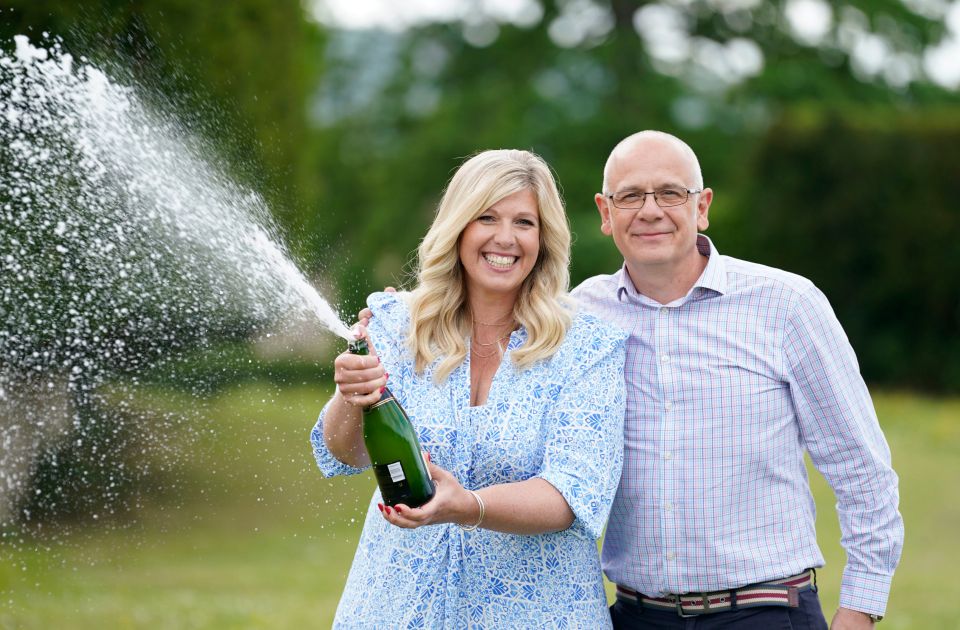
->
[310,421,369,478]
[838,567,893,617]
[535,470,604,540]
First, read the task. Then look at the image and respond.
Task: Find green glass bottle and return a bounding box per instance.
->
[348,338,435,508]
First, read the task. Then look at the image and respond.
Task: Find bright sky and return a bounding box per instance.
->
[309,0,960,89]
[309,0,542,30]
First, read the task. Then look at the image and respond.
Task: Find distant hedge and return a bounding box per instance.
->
[733,110,960,393]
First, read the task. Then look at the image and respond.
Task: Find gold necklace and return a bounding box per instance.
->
[469,313,515,358]
[471,314,515,343]
[470,338,506,359]
[473,314,514,327]
[472,331,512,347]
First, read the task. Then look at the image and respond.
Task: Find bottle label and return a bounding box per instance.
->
[386,461,406,483]
[373,461,412,503]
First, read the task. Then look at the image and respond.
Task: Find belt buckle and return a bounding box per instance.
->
[674,594,701,618]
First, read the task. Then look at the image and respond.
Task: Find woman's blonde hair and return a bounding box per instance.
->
[407,149,573,382]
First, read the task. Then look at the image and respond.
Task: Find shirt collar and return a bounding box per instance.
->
[694,234,726,296]
[615,267,636,302]
[615,234,727,303]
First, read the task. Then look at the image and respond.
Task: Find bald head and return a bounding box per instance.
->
[602,131,703,192]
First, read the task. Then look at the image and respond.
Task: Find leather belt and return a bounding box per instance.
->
[615,569,815,617]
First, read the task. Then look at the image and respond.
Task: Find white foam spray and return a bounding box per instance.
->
[0,36,354,530]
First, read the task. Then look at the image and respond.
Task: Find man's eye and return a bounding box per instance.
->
[657,189,683,201]
[617,192,641,202]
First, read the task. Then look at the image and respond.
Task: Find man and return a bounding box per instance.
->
[572,130,903,629]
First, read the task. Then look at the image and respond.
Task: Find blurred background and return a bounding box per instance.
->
[0,0,958,628]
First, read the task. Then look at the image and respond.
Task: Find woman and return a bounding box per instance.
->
[310,149,626,628]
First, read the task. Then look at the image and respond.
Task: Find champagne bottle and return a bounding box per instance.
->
[349,337,435,508]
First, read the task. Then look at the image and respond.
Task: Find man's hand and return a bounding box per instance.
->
[830,607,876,629]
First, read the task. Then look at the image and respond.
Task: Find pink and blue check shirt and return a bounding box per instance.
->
[573,235,903,617]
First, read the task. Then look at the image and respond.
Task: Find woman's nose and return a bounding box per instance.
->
[493,223,515,245]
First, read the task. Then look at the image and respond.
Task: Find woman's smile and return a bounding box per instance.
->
[481,252,519,270]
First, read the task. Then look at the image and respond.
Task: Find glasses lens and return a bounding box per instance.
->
[654,188,687,207]
[613,191,645,209]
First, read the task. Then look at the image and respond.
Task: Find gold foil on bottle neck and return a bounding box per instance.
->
[368,395,396,411]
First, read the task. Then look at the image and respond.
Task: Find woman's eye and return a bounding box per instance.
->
[477,215,496,223]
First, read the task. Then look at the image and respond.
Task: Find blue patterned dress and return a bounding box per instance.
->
[311,292,626,629]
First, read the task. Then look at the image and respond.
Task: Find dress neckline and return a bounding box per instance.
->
[462,327,526,409]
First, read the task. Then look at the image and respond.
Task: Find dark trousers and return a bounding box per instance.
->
[610,588,829,630]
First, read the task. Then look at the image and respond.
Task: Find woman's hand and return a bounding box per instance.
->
[333,324,387,408]
[378,457,480,530]
[357,287,396,329]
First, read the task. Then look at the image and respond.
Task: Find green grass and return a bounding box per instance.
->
[1,383,370,629]
[1,386,956,628]
[803,392,960,629]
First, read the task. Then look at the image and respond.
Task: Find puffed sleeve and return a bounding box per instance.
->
[536,315,627,539]
[309,291,412,478]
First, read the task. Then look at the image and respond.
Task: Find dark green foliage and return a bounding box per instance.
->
[1,0,322,236]
[734,111,960,391]
[18,389,179,527]
[1,0,325,375]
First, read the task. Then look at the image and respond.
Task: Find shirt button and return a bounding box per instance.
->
[665,501,674,512]
[660,354,670,364]
[664,451,673,460]
[664,401,674,411]
[666,552,676,561]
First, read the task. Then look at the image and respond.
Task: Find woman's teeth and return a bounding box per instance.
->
[483,253,516,269]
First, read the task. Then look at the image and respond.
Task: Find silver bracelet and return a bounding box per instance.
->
[458,490,485,531]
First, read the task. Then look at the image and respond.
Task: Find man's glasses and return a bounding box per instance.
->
[603,187,702,210]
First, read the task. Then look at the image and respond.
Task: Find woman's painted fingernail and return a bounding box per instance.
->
[384,506,391,515]
[394,506,403,514]
[380,386,385,394]
[377,503,383,512]
[377,357,381,364]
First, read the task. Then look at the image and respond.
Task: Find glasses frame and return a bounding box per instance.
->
[603,187,703,210]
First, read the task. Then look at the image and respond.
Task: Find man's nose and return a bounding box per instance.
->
[635,195,664,219]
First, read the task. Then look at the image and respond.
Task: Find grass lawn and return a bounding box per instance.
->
[803,392,960,629]
[1,385,956,629]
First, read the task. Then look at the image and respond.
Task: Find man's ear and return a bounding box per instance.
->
[696,188,713,232]
[596,193,613,236]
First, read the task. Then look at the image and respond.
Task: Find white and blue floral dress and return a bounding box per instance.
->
[311,292,626,629]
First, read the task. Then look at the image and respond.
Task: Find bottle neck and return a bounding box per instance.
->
[347,338,391,408]
[347,338,369,356]
[367,386,396,410]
